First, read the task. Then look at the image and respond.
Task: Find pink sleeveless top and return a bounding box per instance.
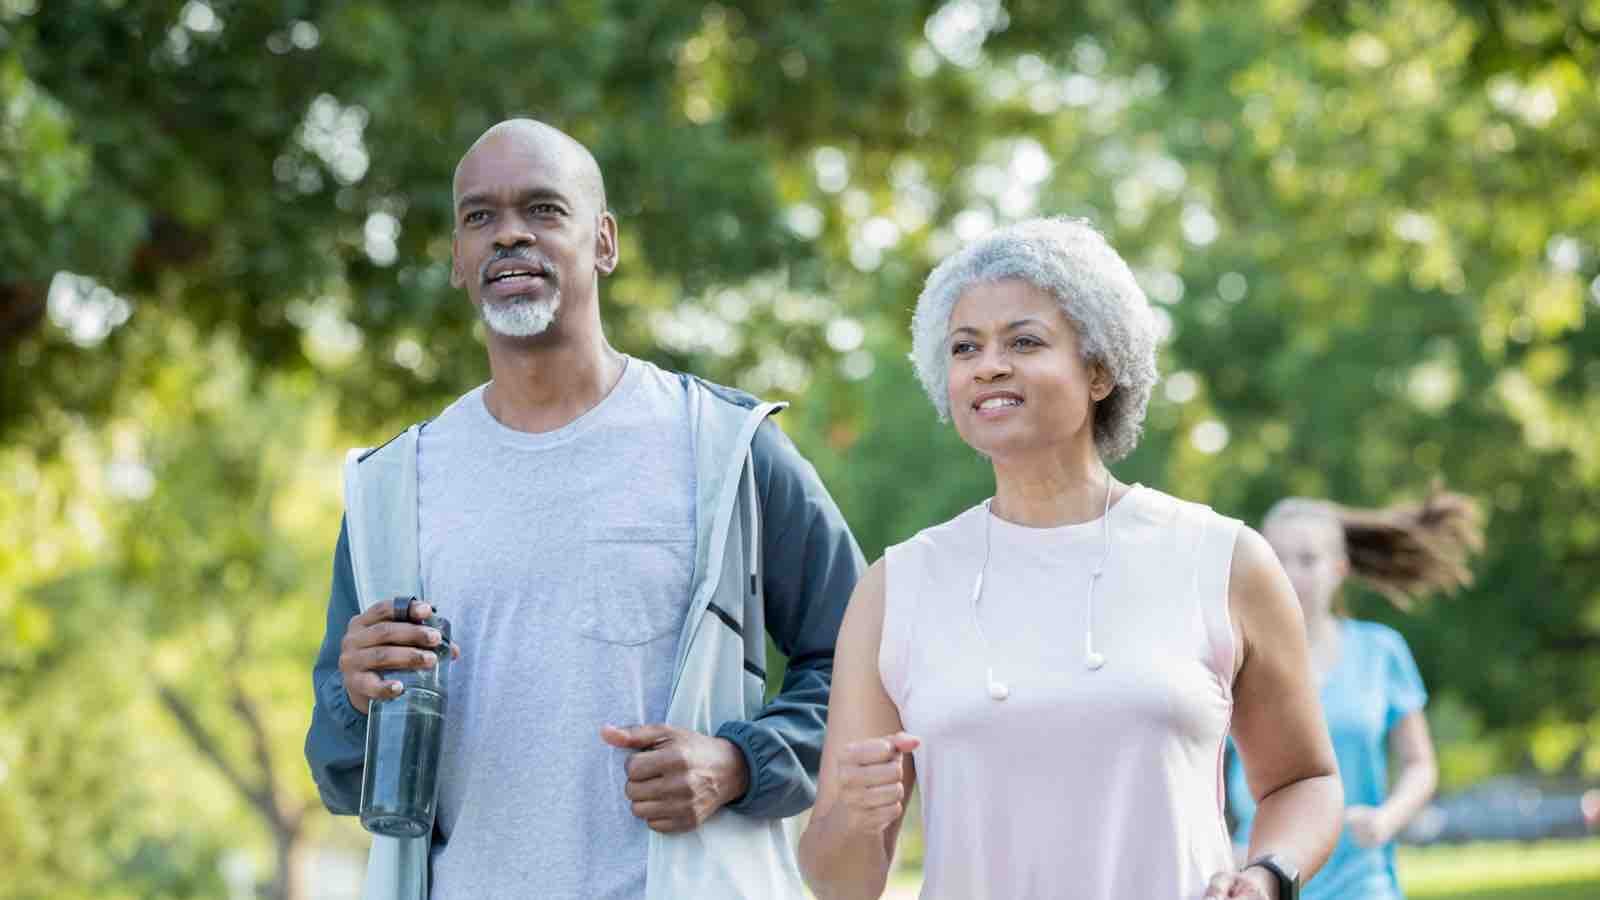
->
[881,486,1241,900]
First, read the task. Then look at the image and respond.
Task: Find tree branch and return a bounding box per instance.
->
[157,682,276,821]
[230,676,302,831]
[0,281,47,348]
[1545,635,1600,653]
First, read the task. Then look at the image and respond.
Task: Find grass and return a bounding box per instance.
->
[878,838,1600,899]
[1400,839,1600,899]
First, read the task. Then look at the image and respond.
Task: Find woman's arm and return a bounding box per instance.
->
[798,560,919,900]
[1348,710,1437,847]
[1224,527,1345,898]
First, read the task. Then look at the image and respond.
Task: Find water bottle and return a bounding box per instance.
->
[360,597,452,838]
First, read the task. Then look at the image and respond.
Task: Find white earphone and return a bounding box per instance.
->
[970,570,1013,700]
[970,476,1117,701]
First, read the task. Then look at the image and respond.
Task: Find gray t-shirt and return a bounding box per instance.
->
[418,357,695,898]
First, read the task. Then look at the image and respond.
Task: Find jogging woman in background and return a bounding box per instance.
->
[1228,491,1483,900]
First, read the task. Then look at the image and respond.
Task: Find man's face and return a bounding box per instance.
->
[450,130,616,338]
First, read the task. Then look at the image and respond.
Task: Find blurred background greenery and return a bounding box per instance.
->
[3,1,1598,897]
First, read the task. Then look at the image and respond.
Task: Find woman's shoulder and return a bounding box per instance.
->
[1116,483,1235,523]
[886,501,988,556]
[1343,618,1414,654]
[1126,485,1246,550]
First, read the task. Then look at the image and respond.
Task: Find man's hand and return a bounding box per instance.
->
[338,599,460,714]
[1203,866,1278,900]
[600,724,750,833]
[1345,804,1397,848]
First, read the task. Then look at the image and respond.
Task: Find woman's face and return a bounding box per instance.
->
[945,279,1108,463]
[1264,516,1348,622]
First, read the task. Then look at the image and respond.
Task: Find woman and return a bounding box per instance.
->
[1228,492,1482,900]
[798,217,1344,900]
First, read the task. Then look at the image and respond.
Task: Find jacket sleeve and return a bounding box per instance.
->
[304,517,369,814]
[716,419,865,818]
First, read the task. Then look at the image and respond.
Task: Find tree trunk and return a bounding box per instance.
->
[265,821,309,900]
[0,280,46,348]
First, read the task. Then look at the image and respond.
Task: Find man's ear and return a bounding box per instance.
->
[450,233,465,289]
[594,211,619,276]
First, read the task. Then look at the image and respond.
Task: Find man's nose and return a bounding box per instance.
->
[493,217,535,249]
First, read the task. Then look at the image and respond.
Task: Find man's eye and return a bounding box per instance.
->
[531,203,564,215]
[464,210,489,225]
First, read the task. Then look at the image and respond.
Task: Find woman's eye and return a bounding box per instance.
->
[951,341,976,356]
[1013,335,1042,349]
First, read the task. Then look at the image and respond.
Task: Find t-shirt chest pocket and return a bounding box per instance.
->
[570,523,695,646]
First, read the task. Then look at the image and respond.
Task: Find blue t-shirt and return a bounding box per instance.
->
[1227,619,1427,900]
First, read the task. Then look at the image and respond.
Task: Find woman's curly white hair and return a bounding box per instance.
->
[909,216,1159,462]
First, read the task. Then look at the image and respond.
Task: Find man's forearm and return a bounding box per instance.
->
[716,658,829,818]
[305,519,368,813]
[307,664,368,813]
[744,418,861,816]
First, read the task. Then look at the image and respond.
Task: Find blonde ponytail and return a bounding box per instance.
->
[1265,485,1485,610]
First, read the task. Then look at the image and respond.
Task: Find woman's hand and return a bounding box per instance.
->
[1203,866,1279,899]
[1345,804,1398,848]
[833,731,919,835]
[799,561,918,900]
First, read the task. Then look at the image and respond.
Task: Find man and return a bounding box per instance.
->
[304,119,863,899]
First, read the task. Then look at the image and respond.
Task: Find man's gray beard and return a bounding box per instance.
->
[480,292,561,338]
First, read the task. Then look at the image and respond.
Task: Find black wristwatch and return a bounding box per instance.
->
[1245,854,1300,900]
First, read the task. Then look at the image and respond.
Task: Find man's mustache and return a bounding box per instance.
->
[479,247,557,286]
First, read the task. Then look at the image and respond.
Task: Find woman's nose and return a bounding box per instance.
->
[974,348,1011,380]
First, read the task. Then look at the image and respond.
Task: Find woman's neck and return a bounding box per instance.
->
[989,448,1127,527]
[1304,609,1343,679]
[1304,608,1340,645]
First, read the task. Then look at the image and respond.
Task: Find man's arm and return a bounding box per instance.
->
[304,518,368,814]
[717,419,865,819]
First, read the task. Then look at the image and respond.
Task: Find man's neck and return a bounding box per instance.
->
[482,330,626,434]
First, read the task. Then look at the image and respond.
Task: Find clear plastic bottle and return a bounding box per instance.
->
[360,606,452,838]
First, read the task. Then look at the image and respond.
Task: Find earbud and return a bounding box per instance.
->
[1085,630,1107,671]
[986,666,1010,701]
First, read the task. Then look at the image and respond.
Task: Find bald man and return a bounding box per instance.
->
[305,120,863,898]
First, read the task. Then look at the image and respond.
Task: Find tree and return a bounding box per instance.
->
[5,1,1600,893]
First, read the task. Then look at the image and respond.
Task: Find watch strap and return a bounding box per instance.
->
[1244,853,1299,900]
